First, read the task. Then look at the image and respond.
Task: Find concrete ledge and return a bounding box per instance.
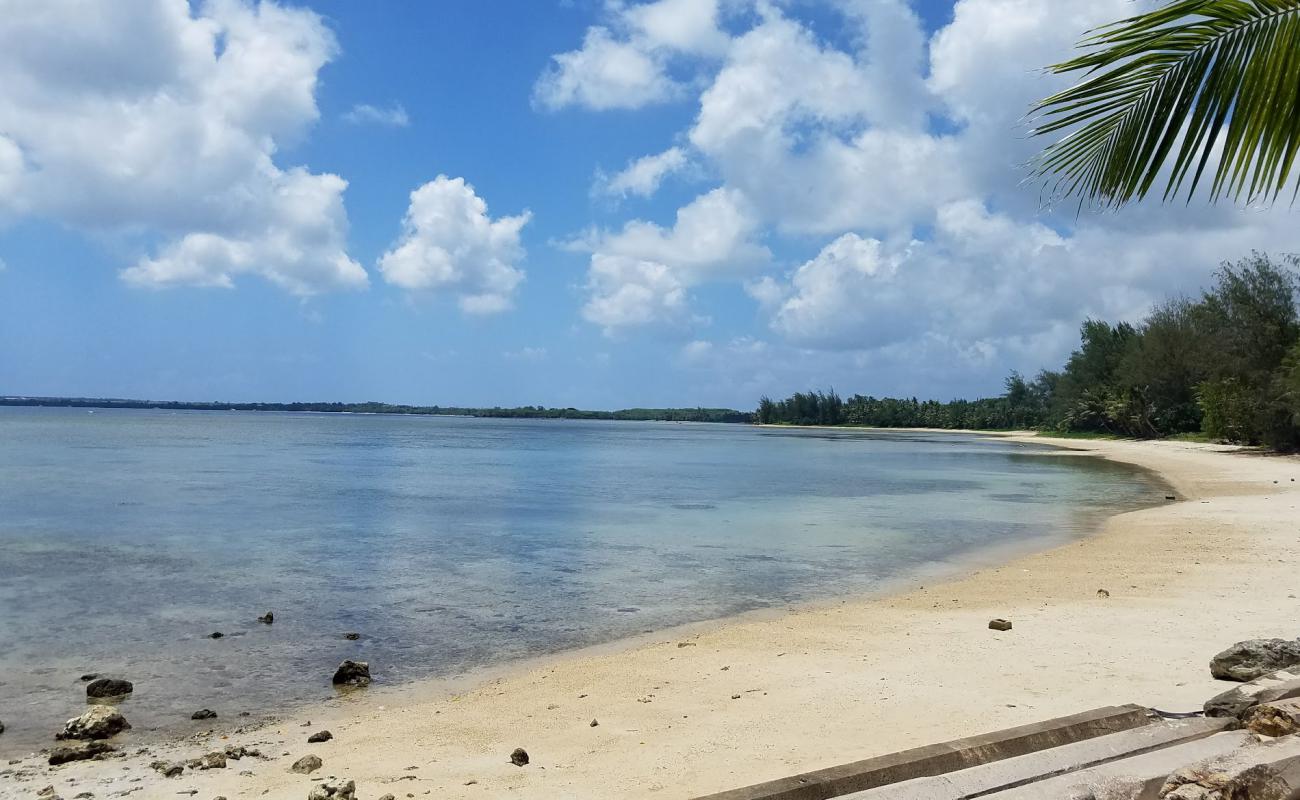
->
[690,704,1151,800]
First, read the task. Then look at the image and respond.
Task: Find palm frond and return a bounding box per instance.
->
[1030,0,1300,209]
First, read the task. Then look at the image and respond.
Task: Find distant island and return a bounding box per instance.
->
[0,396,753,424]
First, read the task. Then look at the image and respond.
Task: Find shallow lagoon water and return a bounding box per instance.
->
[0,408,1164,753]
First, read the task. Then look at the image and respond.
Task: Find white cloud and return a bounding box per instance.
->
[378,176,531,314]
[533,0,728,111]
[595,146,689,198]
[579,187,768,333]
[342,103,410,127]
[0,0,366,295]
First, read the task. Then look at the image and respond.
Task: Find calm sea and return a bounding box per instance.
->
[0,407,1163,753]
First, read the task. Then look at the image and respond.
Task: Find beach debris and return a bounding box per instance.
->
[510,747,529,766]
[331,660,371,687]
[307,730,333,743]
[988,619,1013,631]
[85,677,133,698]
[290,754,323,774]
[258,612,274,624]
[307,779,355,800]
[190,709,217,720]
[150,759,184,777]
[1210,638,1300,682]
[342,632,361,641]
[207,632,224,639]
[590,719,599,727]
[1242,698,1300,737]
[1097,589,1110,598]
[48,741,116,765]
[57,705,131,740]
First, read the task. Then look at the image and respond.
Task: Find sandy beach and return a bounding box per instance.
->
[6,435,1299,800]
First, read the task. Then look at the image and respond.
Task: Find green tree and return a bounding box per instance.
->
[1032,0,1300,208]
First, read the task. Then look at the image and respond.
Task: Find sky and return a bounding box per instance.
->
[0,0,1294,410]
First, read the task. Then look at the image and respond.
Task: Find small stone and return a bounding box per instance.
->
[197,751,226,770]
[85,678,133,698]
[257,612,274,624]
[191,709,217,721]
[306,779,355,800]
[331,660,371,687]
[509,747,529,766]
[731,694,741,699]
[590,719,599,727]
[988,619,1013,631]
[150,760,184,778]
[379,796,395,800]
[1096,589,1110,598]
[290,754,323,774]
[307,730,332,743]
[48,742,115,765]
[37,786,58,798]
[208,632,224,639]
[57,706,131,740]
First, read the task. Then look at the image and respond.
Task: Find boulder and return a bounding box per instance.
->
[307,730,332,743]
[85,678,133,698]
[307,779,355,800]
[1210,638,1300,682]
[331,660,371,687]
[191,709,217,720]
[1206,667,1300,718]
[1243,699,1300,737]
[290,754,322,774]
[57,706,131,740]
[48,742,115,765]
[510,747,529,766]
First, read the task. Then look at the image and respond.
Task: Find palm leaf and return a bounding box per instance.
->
[1029,0,1300,209]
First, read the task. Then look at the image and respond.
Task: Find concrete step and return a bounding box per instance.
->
[840,717,1232,799]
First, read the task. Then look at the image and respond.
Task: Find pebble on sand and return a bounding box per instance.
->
[290,754,323,774]
[307,730,333,743]
[510,747,530,766]
[988,619,1013,631]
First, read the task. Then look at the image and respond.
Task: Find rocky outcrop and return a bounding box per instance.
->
[307,779,355,800]
[290,754,323,774]
[56,706,130,740]
[85,677,133,698]
[1210,638,1300,682]
[331,660,371,687]
[1205,667,1300,717]
[48,741,116,765]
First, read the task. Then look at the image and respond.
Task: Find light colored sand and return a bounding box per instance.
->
[7,436,1299,800]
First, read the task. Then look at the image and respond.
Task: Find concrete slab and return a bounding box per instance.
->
[839,717,1232,800]
[690,705,1151,800]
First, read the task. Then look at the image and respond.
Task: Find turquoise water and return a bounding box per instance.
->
[0,408,1163,753]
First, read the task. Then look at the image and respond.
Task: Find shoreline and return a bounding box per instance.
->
[5,435,1298,799]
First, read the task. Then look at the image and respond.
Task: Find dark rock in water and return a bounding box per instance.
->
[1210,638,1300,682]
[307,779,355,800]
[151,759,184,778]
[208,631,224,639]
[191,709,217,720]
[0,718,4,735]
[342,632,361,641]
[79,673,98,682]
[616,607,639,613]
[510,747,529,766]
[48,742,115,765]
[331,660,371,687]
[307,729,333,743]
[290,754,323,774]
[258,612,274,624]
[85,677,133,698]
[988,619,1013,631]
[57,706,131,740]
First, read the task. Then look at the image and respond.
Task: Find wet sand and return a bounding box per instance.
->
[4,436,1298,800]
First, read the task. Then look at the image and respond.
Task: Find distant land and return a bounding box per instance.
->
[0,396,753,424]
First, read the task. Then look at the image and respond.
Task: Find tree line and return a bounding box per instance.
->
[758,253,1300,450]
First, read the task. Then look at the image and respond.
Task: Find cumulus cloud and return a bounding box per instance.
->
[342,103,410,127]
[579,187,768,333]
[533,0,728,111]
[595,146,690,198]
[0,0,366,294]
[378,176,531,314]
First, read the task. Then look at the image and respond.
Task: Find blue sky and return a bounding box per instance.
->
[0,0,1292,409]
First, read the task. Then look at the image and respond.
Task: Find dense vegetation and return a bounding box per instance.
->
[0,397,752,424]
[759,253,1300,450]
